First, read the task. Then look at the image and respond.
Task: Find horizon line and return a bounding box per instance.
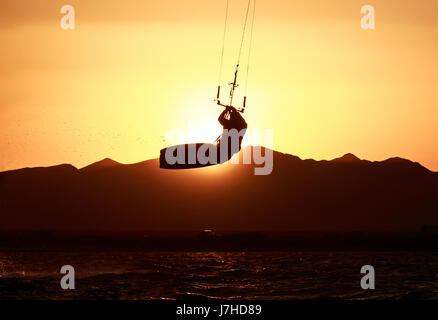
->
[1,145,436,174]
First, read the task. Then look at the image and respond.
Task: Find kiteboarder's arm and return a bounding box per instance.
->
[218,108,229,127]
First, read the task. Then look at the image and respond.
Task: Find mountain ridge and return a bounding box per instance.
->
[80,158,122,172]
[1,146,437,233]
[1,147,434,174]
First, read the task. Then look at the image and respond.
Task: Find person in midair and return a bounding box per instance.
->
[216,106,247,162]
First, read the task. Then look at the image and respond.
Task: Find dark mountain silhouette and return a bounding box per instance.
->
[80,158,121,172]
[332,153,361,163]
[0,147,437,233]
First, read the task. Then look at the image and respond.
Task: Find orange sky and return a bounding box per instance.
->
[1,0,437,171]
